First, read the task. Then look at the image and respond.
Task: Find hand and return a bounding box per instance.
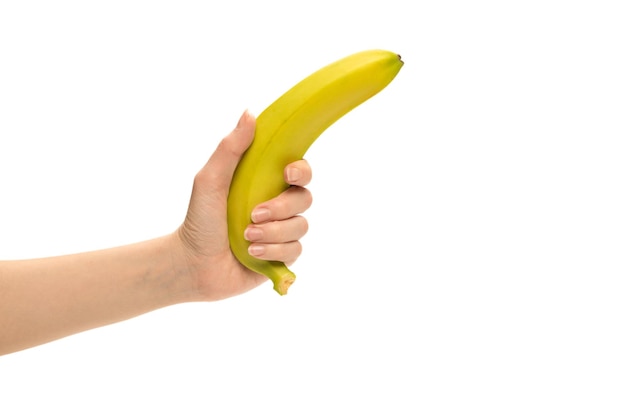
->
[174,111,312,301]
[0,110,311,354]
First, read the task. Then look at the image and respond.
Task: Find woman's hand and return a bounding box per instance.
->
[174,110,313,301]
[0,110,312,355]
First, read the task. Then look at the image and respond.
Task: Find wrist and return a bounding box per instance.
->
[168,229,211,303]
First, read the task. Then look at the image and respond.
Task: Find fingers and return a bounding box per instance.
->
[284,159,312,187]
[246,192,310,264]
[245,159,313,264]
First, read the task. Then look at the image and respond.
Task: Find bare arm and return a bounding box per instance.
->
[0,236,190,355]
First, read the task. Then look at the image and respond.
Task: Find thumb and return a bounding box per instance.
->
[201,110,256,193]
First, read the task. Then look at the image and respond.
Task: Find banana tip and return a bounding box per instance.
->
[273,272,296,296]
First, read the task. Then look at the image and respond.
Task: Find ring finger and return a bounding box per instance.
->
[244,216,308,244]
[247,241,303,265]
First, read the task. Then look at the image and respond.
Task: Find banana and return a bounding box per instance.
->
[227,49,404,295]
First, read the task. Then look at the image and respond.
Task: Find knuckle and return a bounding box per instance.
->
[268,221,287,242]
[302,188,313,208]
[283,241,303,266]
[271,198,289,216]
[298,216,309,235]
[294,241,303,256]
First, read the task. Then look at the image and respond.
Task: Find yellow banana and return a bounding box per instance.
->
[227,49,404,295]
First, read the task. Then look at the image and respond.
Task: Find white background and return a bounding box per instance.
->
[1,1,625,416]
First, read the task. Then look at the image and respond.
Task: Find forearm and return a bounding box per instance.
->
[0,234,195,355]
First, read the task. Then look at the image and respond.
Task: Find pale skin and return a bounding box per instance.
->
[0,111,313,356]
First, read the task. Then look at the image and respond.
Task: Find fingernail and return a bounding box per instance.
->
[251,208,270,223]
[286,167,301,183]
[248,244,265,257]
[244,226,263,241]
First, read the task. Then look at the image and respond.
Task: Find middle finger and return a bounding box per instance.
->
[251,186,313,223]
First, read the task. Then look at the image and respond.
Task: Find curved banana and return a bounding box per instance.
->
[227,49,404,295]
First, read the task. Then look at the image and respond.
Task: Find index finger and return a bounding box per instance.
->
[284,159,312,187]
